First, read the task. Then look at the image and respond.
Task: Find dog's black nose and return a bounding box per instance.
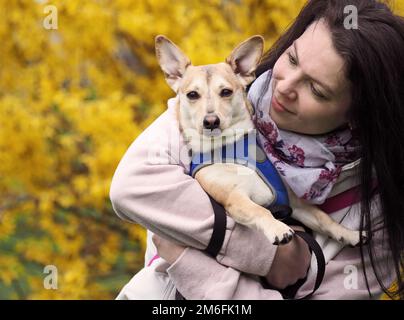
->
[203,115,220,130]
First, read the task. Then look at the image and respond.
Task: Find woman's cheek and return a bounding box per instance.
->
[298,106,324,128]
[272,55,287,78]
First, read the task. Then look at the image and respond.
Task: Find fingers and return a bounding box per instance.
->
[151,234,186,264]
[290,225,306,232]
[152,234,171,252]
[152,234,161,247]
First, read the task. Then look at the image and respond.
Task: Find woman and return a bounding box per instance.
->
[110,0,404,299]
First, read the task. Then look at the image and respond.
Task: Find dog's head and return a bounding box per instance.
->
[155,35,264,137]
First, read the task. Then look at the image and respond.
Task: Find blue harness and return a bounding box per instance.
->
[189,132,290,211]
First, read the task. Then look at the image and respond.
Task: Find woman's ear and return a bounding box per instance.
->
[225,35,264,87]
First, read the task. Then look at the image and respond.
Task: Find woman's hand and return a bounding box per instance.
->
[152,234,186,264]
[265,226,311,289]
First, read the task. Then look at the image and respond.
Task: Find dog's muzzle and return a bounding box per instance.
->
[203,114,220,130]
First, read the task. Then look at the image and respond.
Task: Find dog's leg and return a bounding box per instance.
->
[290,195,367,246]
[195,164,295,245]
[224,191,295,245]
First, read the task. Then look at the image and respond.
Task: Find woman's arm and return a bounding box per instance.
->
[153,228,311,298]
[110,98,277,276]
[168,247,285,300]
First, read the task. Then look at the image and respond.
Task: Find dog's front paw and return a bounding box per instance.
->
[262,221,295,245]
[338,230,368,247]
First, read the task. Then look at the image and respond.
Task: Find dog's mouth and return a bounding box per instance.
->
[202,128,222,137]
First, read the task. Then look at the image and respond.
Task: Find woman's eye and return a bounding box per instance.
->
[311,83,326,99]
[186,91,200,100]
[288,52,297,65]
[220,89,233,97]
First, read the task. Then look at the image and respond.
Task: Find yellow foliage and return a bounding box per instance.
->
[1,0,402,299]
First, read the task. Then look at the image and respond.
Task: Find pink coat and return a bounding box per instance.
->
[110,98,395,300]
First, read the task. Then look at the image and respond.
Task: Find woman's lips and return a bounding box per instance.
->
[271,95,294,114]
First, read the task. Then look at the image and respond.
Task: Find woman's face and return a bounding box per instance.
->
[270,19,352,135]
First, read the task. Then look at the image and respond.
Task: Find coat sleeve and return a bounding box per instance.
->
[167,247,284,300]
[109,98,277,276]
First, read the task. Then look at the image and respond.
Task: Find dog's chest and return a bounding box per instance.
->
[189,133,288,207]
[197,163,275,207]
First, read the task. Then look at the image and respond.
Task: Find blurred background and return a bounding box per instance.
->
[1,0,403,299]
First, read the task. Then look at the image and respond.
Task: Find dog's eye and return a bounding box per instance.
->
[220,89,233,97]
[186,91,200,100]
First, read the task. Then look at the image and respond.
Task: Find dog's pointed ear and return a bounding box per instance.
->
[226,36,264,87]
[155,35,191,92]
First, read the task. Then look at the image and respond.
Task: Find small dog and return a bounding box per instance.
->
[155,35,364,246]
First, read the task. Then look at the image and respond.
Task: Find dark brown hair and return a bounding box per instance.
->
[256,0,404,299]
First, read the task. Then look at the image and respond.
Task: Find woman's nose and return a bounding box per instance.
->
[277,77,298,101]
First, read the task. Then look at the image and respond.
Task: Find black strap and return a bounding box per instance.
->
[204,196,227,258]
[268,204,293,221]
[293,231,325,299]
[175,289,185,300]
[175,196,227,300]
[260,230,326,300]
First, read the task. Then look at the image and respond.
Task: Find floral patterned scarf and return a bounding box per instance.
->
[248,70,361,204]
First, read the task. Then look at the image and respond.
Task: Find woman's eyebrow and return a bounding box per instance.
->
[293,41,335,96]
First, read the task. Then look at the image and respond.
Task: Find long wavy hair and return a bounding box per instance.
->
[255,0,404,298]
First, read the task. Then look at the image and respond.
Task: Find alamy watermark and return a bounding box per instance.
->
[343,264,358,290]
[344,5,359,30]
[43,5,58,30]
[43,265,58,289]
[146,127,260,176]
